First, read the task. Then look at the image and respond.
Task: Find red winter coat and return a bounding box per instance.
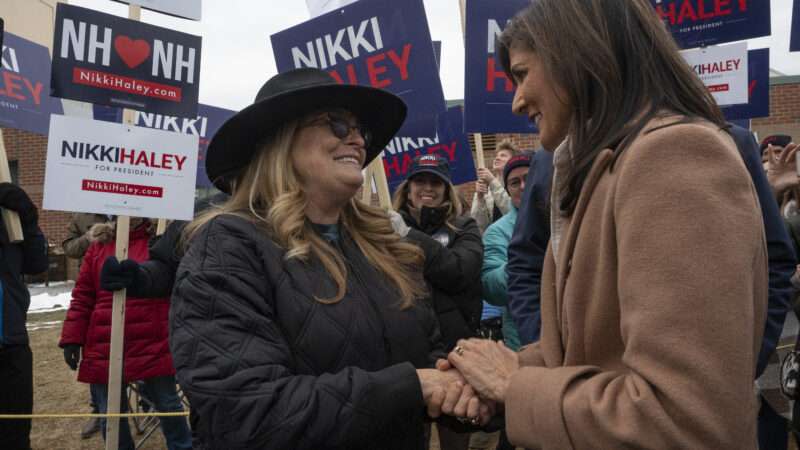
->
[59,222,174,384]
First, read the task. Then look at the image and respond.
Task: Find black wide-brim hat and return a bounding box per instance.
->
[206,68,407,193]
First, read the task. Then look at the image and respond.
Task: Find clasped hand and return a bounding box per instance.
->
[418,339,519,425]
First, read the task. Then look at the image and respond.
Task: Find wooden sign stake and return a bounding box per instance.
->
[105,6,139,450]
[0,129,24,242]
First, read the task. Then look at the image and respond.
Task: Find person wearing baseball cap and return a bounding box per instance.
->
[169,69,486,450]
[390,154,484,450]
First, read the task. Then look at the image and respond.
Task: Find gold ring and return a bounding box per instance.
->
[454,346,464,356]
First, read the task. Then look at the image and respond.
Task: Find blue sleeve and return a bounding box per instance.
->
[731,125,797,378]
[482,219,510,306]
[506,151,552,345]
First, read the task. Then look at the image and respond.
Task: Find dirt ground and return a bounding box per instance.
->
[28,309,166,450]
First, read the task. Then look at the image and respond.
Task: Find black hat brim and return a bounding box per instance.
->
[206,84,407,192]
[407,168,452,185]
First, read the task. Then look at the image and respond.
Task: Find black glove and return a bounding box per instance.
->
[63,344,81,370]
[0,182,38,228]
[100,256,141,292]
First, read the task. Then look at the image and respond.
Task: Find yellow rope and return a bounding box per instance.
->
[0,412,189,419]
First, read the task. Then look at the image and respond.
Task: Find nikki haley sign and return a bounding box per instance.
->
[43,114,198,220]
[51,3,202,117]
[271,0,446,123]
[463,0,536,134]
[651,0,771,48]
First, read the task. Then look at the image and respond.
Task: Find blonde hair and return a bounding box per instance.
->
[391,178,463,232]
[184,120,426,307]
[495,139,521,157]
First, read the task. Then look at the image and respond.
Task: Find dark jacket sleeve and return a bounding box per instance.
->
[128,220,186,298]
[506,150,552,345]
[21,225,48,275]
[405,217,483,295]
[169,216,424,449]
[731,125,797,377]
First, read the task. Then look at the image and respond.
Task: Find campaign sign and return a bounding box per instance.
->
[464,0,535,134]
[651,0,771,48]
[382,106,477,193]
[43,114,198,220]
[271,0,446,121]
[681,42,748,106]
[792,0,800,52]
[111,0,202,21]
[0,33,64,135]
[132,104,235,188]
[51,3,202,117]
[721,48,769,121]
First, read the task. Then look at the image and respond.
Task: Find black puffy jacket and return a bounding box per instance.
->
[170,214,444,450]
[399,207,483,350]
[0,220,48,347]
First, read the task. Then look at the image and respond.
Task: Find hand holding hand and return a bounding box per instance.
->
[447,339,519,403]
[63,344,81,370]
[765,143,799,195]
[89,222,115,244]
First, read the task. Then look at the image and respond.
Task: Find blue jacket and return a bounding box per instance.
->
[481,207,520,350]
[506,150,552,345]
[729,125,796,377]
[506,128,794,377]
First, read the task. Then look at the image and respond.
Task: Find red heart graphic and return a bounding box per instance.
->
[114,36,150,69]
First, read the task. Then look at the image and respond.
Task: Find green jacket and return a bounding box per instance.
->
[481,208,520,350]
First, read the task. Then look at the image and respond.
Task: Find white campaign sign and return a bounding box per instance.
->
[111,0,202,21]
[681,42,748,107]
[43,115,199,220]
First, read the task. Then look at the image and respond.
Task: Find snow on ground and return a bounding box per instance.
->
[29,290,73,313]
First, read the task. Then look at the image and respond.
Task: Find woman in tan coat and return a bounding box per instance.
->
[440,0,768,448]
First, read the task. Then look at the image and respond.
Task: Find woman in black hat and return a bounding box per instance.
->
[389,155,484,450]
[168,68,486,450]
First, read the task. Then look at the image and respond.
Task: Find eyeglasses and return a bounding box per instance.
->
[305,115,373,148]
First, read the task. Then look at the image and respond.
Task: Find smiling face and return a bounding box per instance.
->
[506,166,529,209]
[291,109,367,203]
[509,45,571,151]
[493,149,514,172]
[408,173,447,209]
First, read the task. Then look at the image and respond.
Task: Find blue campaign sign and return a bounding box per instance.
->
[464,0,536,134]
[382,106,477,193]
[270,0,446,121]
[651,0,771,48]
[131,104,235,188]
[95,103,235,187]
[721,48,769,121]
[792,0,800,52]
[51,3,202,117]
[0,33,64,135]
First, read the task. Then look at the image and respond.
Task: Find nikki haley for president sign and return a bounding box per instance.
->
[51,3,202,117]
[43,114,198,220]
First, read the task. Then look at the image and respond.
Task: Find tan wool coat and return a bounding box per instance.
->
[505,116,768,449]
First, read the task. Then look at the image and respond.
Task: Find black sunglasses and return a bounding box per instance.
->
[306,115,372,148]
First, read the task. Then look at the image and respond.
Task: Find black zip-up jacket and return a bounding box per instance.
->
[170,214,444,450]
[399,206,483,350]
[0,221,48,347]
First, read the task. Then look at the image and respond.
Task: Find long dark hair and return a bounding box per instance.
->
[497,0,726,215]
